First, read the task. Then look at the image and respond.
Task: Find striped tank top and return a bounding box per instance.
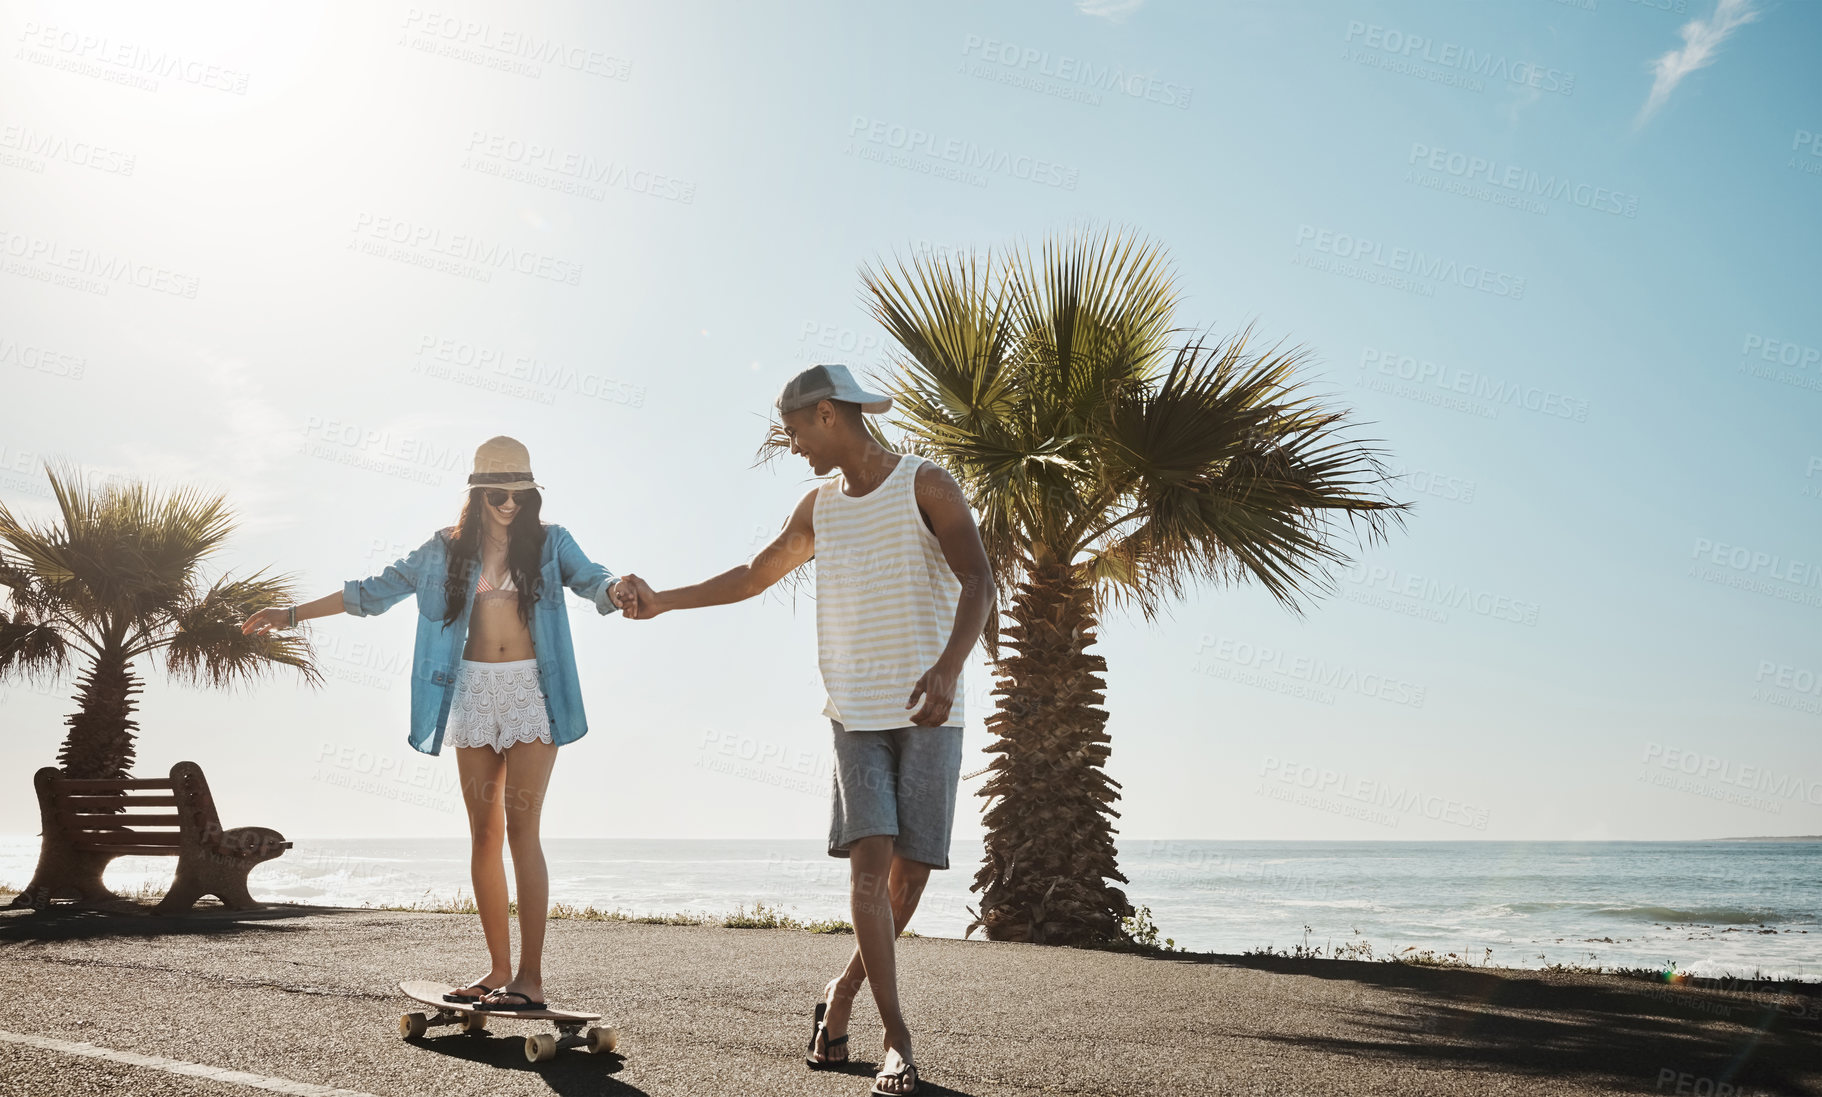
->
[813,453,964,731]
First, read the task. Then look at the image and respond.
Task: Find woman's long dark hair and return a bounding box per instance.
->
[441,488,546,628]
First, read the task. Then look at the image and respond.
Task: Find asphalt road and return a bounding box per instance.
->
[0,901,1817,1097]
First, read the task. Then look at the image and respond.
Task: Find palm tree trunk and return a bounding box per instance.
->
[56,646,141,780]
[11,648,142,907]
[971,562,1134,945]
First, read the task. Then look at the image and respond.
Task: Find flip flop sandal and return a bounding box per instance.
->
[474,990,547,1012]
[804,1000,850,1069]
[442,980,494,1002]
[870,1060,918,1096]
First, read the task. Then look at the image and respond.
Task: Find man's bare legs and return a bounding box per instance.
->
[494,737,558,1005]
[454,746,511,997]
[819,836,930,1090]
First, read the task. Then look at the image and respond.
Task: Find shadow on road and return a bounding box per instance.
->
[0,901,329,942]
[404,1035,979,1097]
[403,1033,648,1096]
[805,1056,981,1097]
[1202,953,1822,1096]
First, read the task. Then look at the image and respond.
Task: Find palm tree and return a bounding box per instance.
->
[0,462,318,904]
[855,227,1408,946]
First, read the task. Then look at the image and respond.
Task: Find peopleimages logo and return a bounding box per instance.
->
[1792,129,1822,178]
[462,130,695,204]
[1295,225,1526,299]
[349,212,583,286]
[1194,635,1427,707]
[958,34,1192,109]
[1407,143,1638,217]
[1690,538,1819,587]
[14,21,250,94]
[846,116,1077,190]
[399,9,631,80]
[1741,334,1821,372]
[0,228,200,298]
[1641,743,1822,807]
[1343,22,1575,95]
[0,335,86,380]
[1361,348,1590,422]
[1260,756,1490,830]
[0,123,136,176]
[1343,562,1542,625]
[299,415,466,471]
[1753,659,1822,717]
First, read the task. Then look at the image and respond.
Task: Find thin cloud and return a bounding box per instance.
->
[1636,0,1759,126]
[1077,0,1144,21]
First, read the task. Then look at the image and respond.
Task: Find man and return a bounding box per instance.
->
[618,363,993,1096]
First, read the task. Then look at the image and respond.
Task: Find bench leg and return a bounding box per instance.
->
[161,850,261,913]
[212,872,259,912]
[12,847,119,909]
[153,878,204,915]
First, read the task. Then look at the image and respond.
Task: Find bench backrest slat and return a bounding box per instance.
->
[57,778,176,792]
[62,812,183,827]
[79,841,186,854]
[71,834,183,849]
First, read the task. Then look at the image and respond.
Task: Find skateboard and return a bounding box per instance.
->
[396,980,619,1062]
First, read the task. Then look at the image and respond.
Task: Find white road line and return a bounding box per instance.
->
[0,1029,385,1097]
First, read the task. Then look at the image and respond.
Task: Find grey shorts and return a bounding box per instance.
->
[827,720,964,869]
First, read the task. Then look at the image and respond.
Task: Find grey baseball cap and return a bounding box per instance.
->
[776,364,893,415]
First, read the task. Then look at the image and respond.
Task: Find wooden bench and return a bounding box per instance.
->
[28,761,291,913]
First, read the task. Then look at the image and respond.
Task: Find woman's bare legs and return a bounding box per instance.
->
[494,737,559,1005]
[455,745,512,997]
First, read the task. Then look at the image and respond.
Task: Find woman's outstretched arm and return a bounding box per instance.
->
[240,590,342,630]
[242,530,444,634]
[241,591,345,635]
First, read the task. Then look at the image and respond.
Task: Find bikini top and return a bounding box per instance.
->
[474,566,519,604]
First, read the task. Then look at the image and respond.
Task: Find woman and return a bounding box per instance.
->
[243,435,629,1010]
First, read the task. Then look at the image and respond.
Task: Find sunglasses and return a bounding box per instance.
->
[483,489,535,507]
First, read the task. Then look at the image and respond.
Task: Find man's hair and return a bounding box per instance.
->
[788,398,864,426]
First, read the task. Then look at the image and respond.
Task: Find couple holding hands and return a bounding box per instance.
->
[242,364,993,1096]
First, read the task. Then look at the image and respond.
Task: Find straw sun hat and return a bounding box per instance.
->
[467,436,543,492]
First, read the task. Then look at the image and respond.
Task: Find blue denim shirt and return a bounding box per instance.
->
[342,523,618,755]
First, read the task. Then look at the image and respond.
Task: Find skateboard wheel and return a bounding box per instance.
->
[459,1012,488,1035]
[400,1012,428,1039]
[525,1034,558,1062]
[586,1026,618,1054]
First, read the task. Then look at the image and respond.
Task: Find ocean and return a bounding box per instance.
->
[3,837,1816,981]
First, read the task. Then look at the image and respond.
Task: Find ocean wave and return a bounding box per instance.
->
[1493,900,1805,924]
[1595,905,1797,925]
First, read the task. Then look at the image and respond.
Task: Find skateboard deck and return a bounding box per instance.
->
[396,980,618,1061]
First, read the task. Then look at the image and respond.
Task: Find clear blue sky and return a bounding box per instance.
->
[2,0,1818,843]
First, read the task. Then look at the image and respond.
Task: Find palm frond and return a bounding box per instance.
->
[161,570,322,689]
[0,460,235,636]
[1086,334,1407,615]
[0,606,71,682]
[1002,225,1181,431]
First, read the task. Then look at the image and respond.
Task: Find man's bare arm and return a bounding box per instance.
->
[623,490,817,619]
[906,462,995,725]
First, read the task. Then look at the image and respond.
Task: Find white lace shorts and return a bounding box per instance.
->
[443,658,554,752]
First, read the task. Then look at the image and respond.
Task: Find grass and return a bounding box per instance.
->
[373,893,862,934]
[1111,905,1183,953]
[0,878,873,937]
[0,879,168,904]
[7,878,1812,993]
